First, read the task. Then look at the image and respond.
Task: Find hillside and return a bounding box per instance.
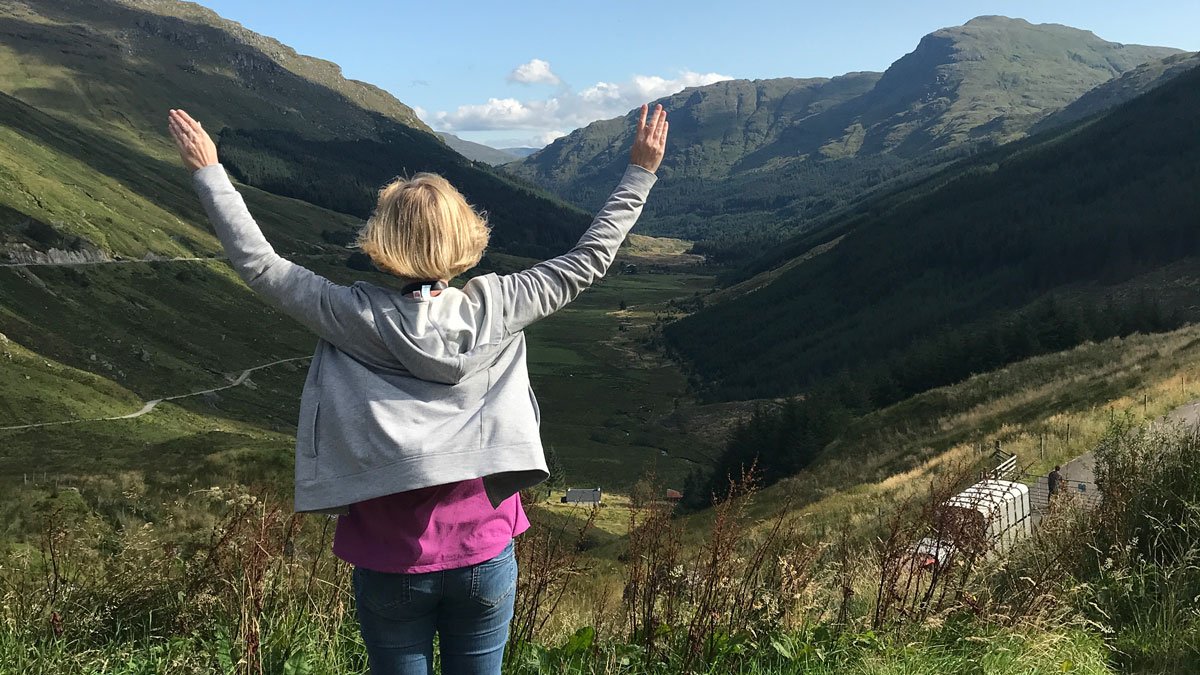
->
[435,132,523,165]
[1033,51,1200,132]
[665,60,1200,407]
[508,16,1179,246]
[0,0,589,261]
[0,0,610,501]
[502,146,539,159]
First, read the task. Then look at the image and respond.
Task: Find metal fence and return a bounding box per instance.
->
[1020,471,1101,514]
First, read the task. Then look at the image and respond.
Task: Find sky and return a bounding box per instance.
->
[194,1,1200,149]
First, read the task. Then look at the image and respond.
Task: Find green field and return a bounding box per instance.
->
[0,259,716,510]
[525,271,713,489]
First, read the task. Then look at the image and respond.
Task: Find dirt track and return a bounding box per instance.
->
[0,356,310,432]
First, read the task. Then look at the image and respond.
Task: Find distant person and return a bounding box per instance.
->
[168,105,668,674]
[1048,465,1063,504]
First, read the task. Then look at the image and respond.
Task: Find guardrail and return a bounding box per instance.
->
[1020,471,1101,513]
[980,450,1018,481]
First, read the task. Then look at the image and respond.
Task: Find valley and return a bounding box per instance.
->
[0,253,718,494]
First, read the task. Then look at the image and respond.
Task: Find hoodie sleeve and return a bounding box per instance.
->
[497,164,657,334]
[191,164,383,358]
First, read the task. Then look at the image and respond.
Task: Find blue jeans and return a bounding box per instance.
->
[352,541,517,675]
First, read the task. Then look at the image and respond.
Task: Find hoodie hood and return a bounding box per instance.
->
[358,281,509,385]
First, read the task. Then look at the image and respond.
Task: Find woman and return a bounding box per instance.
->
[168,104,668,674]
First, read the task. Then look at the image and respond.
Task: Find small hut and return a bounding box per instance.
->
[561,487,602,505]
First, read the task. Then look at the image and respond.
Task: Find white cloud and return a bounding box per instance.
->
[530,129,567,146]
[508,58,562,86]
[431,97,558,131]
[631,72,730,100]
[430,68,733,140]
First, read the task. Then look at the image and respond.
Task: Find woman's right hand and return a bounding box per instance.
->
[630,103,668,173]
[168,109,219,173]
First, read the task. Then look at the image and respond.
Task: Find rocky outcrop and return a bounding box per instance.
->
[4,245,114,265]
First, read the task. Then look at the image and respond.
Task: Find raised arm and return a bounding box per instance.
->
[499,103,669,333]
[167,109,381,357]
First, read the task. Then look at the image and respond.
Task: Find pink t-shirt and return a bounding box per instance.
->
[332,478,530,573]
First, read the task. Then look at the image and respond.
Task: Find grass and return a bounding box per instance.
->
[523,324,1200,641]
[719,326,1200,539]
[523,270,715,489]
[7,315,1200,673]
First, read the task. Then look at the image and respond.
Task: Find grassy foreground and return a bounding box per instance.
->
[7,325,1200,672]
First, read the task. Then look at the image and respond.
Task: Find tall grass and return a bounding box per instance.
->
[11,329,1200,672]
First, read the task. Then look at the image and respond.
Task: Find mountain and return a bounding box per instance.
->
[502,147,540,159]
[507,16,1180,246]
[1032,51,1200,133]
[0,0,592,478]
[664,59,1200,403]
[0,0,589,261]
[435,132,523,165]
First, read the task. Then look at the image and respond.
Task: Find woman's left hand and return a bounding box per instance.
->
[168,109,219,172]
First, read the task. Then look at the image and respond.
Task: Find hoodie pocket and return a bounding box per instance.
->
[528,386,541,427]
[297,386,322,479]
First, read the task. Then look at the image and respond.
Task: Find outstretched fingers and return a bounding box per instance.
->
[644,104,663,139]
[175,109,204,134]
[637,103,649,137]
[168,118,188,146]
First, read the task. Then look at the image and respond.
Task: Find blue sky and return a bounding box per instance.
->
[195,0,1200,148]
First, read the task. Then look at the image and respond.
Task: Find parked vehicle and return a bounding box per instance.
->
[914,479,1033,569]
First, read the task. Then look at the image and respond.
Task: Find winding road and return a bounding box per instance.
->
[0,256,213,268]
[1,252,340,269]
[0,356,311,432]
[1,252,351,432]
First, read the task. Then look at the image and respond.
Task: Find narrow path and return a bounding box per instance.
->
[1,252,340,269]
[0,356,310,432]
[0,257,214,268]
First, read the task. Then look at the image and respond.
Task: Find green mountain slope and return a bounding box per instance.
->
[1032,51,1200,133]
[508,16,1179,246]
[0,0,589,487]
[0,0,588,261]
[665,60,1200,403]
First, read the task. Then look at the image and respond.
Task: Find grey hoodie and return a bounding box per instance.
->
[191,163,657,513]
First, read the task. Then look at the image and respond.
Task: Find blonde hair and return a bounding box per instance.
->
[356,173,489,280]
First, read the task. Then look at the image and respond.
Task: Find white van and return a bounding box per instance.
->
[914,479,1033,569]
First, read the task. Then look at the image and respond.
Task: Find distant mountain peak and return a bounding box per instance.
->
[963,15,1030,26]
[434,132,522,166]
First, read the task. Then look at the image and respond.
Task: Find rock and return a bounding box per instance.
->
[9,247,111,265]
[15,268,48,291]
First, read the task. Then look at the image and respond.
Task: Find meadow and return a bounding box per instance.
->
[6,299,1200,672]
